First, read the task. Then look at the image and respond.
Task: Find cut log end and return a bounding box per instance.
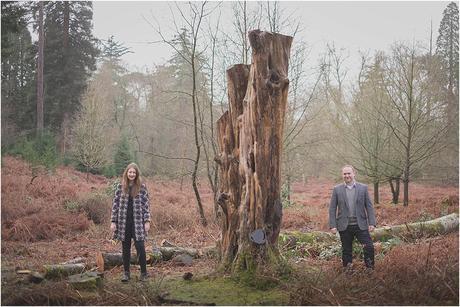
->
[96,251,104,272]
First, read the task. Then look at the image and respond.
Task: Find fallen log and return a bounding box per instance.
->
[61,257,86,265]
[96,246,200,271]
[68,271,102,290]
[372,212,459,241]
[43,263,86,279]
[158,246,199,261]
[280,213,459,246]
[96,252,153,271]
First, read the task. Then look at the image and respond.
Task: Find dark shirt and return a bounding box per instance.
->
[126,187,135,234]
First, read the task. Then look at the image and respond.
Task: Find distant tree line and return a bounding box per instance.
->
[1,2,458,211]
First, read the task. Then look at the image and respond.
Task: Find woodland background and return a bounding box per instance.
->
[2,2,458,194]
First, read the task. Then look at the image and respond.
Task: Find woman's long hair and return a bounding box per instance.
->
[121,163,141,197]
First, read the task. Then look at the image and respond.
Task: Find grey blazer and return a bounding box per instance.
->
[328,182,376,231]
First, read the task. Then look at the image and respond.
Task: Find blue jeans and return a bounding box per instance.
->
[339,224,374,268]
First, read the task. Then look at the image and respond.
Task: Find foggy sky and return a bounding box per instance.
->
[92,1,450,74]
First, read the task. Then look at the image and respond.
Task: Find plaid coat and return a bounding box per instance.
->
[111,183,150,242]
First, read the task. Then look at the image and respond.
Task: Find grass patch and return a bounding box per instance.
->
[162,275,289,305]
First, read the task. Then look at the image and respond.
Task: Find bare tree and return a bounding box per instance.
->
[379,42,449,206]
[346,53,400,204]
[150,1,216,226]
[72,80,111,179]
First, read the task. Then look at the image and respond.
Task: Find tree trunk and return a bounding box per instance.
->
[191,37,207,227]
[63,2,70,49]
[389,177,400,204]
[216,64,250,268]
[373,181,379,204]
[36,1,44,134]
[216,30,293,275]
[403,177,409,206]
[59,112,70,156]
[43,263,85,279]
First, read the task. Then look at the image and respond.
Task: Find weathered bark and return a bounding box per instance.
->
[43,263,85,279]
[216,30,293,274]
[216,64,250,268]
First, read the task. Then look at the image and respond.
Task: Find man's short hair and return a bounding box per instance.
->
[342,165,356,173]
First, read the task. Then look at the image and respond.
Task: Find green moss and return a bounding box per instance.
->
[281,231,338,245]
[68,272,102,291]
[162,276,289,305]
[229,247,292,290]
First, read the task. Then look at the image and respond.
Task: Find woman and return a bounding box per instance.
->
[110,162,151,282]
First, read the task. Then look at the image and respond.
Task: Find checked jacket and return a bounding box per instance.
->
[111,183,150,242]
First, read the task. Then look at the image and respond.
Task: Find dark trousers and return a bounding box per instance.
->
[122,227,147,274]
[339,224,374,268]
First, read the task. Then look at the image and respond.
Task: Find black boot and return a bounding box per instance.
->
[121,271,130,282]
[139,272,148,282]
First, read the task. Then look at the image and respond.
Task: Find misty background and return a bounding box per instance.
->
[1,1,458,207]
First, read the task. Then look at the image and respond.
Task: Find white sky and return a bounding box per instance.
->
[92,0,451,74]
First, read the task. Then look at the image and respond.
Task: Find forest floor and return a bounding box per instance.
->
[1,156,459,305]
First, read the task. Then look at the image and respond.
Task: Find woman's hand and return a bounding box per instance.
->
[110,222,116,232]
[144,222,150,233]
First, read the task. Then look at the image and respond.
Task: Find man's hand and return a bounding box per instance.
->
[330,227,337,234]
[368,225,375,232]
[110,222,116,232]
[144,222,150,233]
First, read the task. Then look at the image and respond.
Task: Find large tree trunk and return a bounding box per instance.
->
[216,64,250,268]
[216,30,293,275]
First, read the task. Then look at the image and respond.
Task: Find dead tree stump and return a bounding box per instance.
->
[216,64,250,268]
[216,30,293,275]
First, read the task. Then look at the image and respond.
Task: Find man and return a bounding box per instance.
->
[329,165,376,271]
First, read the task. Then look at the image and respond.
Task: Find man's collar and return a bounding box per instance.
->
[344,181,356,189]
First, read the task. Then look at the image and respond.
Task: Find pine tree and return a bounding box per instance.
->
[100,35,132,64]
[435,1,459,183]
[33,1,99,130]
[1,1,36,144]
[436,2,459,94]
[113,135,134,176]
